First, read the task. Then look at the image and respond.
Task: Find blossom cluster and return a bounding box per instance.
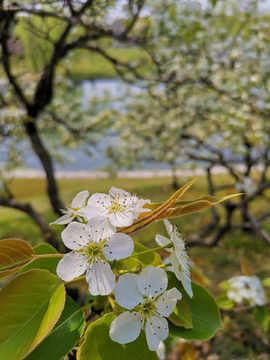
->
[227,275,267,307]
[51,187,193,351]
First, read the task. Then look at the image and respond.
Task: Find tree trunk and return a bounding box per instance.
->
[24,120,64,216]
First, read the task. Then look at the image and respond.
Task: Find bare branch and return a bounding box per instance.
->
[0,196,59,250]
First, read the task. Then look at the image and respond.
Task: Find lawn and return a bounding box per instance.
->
[1,175,270,359]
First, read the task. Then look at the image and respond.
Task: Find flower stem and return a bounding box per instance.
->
[129,244,171,258]
[108,297,117,316]
[35,254,64,259]
[158,263,171,268]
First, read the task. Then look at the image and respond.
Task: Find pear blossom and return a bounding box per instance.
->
[83,186,151,227]
[109,266,182,351]
[56,216,134,295]
[155,220,193,298]
[50,190,89,225]
[227,275,267,306]
[156,341,166,360]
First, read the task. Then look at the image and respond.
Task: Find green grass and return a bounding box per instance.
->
[1,16,151,81]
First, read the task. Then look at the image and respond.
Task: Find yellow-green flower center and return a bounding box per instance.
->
[136,300,157,317]
[108,197,125,214]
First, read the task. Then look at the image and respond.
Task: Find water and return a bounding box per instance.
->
[0,79,171,172]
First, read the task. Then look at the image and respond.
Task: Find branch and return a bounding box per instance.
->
[238,205,270,244]
[0,12,31,108]
[0,197,59,250]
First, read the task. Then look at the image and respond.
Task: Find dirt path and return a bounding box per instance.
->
[4,165,249,179]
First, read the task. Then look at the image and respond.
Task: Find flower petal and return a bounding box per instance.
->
[56,252,87,281]
[109,311,142,344]
[86,260,115,295]
[156,287,182,317]
[145,318,160,351]
[114,273,143,309]
[109,186,134,199]
[87,216,116,243]
[171,253,193,298]
[163,219,173,237]
[62,222,89,250]
[150,314,169,341]
[138,266,168,299]
[104,233,134,261]
[50,213,75,225]
[71,190,89,208]
[107,211,134,227]
[84,193,110,217]
[155,234,171,248]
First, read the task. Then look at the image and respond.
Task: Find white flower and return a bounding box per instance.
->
[83,186,151,227]
[56,216,134,295]
[227,275,267,306]
[109,266,182,351]
[50,190,89,225]
[156,340,166,360]
[155,220,193,298]
[235,177,256,196]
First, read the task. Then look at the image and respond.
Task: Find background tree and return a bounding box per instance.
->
[102,1,270,246]
[0,0,147,248]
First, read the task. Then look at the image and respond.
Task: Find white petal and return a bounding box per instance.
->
[171,253,193,298]
[163,219,173,237]
[71,190,89,208]
[56,252,87,281]
[86,260,115,295]
[109,186,133,199]
[136,199,151,207]
[107,211,134,227]
[62,222,89,250]
[104,233,134,261]
[155,234,171,247]
[150,314,169,341]
[86,193,110,214]
[156,288,182,317]
[145,318,160,351]
[138,266,168,299]
[50,212,75,225]
[114,273,143,309]
[109,311,142,344]
[87,216,116,243]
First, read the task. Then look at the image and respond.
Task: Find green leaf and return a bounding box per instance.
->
[167,272,193,328]
[121,242,162,270]
[78,313,159,360]
[262,277,270,288]
[218,280,231,291]
[167,272,222,340]
[169,295,193,329]
[215,293,235,310]
[0,269,65,360]
[20,244,61,276]
[0,239,35,278]
[34,244,59,255]
[26,295,85,360]
[253,306,269,331]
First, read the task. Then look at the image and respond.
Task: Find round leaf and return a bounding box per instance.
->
[78,313,159,360]
[167,272,222,340]
[0,239,35,278]
[0,269,65,360]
